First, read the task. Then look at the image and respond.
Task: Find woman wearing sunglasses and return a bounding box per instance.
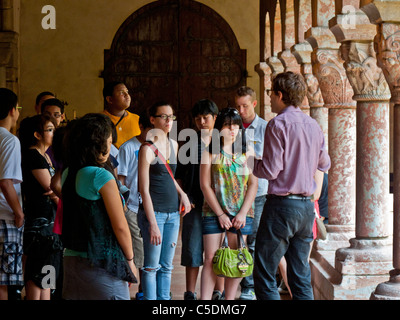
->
[138,101,191,300]
[200,107,258,300]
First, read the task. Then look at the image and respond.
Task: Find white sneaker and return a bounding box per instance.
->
[239,288,256,300]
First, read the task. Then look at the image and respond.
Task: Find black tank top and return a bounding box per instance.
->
[148,141,179,213]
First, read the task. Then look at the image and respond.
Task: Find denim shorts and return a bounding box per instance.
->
[202,215,254,235]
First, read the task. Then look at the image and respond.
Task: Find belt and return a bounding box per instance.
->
[267,194,311,200]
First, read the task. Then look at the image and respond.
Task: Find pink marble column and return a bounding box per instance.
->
[292,43,328,147]
[329,12,393,292]
[309,43,357,250]
[367,19,400,299]
[255,62,274,121]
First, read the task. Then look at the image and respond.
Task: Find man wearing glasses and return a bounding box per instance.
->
[41,98,65,127]
[251,72,330,300]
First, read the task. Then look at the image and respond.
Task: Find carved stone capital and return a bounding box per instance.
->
[361,1,400,25]
[341,41,390,100]
[305,26,340,51]
[304,71,324,107]
[266,56,284,76]
[278,49,301,73]
[329,8,377,43]
[255,62,275,121]
[291,42,313,65]
[255,62,272,105]
[375,23,400,104]
[312,48,356,108]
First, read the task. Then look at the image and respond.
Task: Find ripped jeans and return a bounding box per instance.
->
[138,209,180,300]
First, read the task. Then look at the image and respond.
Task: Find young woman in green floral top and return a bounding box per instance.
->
[200,108,258,300]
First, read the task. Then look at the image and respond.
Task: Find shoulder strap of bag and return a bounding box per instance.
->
[221,229,246,249]
[236,229,246,249]
[144,141,174,181]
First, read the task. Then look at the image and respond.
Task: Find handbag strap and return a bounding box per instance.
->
[144,141,174,181]
[221,229,246,249]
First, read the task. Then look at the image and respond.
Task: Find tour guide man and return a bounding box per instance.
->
[250,71,331,300]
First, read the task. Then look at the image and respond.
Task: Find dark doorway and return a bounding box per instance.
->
[103,0,247,131]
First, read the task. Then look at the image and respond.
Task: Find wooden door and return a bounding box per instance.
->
[103,0,247,131]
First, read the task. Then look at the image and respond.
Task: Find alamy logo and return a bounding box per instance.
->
[41,265,56,289]
[42,5,56,30]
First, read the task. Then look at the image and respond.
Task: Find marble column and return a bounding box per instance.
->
[328,6,394,299]
[255,62,274,121]
[0,31,18,91]
[292,42,328,149]
[306,27,356,251]
[335,41,392,279]
[367,19,400,300]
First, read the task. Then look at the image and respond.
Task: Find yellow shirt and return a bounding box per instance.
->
[103,110,141,149]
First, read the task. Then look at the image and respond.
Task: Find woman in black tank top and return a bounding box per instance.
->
[137,102,190,300]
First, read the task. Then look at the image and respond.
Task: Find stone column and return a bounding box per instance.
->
[306,27,356,251]
[255,62,274,121]
[0,31,18,90]
[366,17,400,299]
[329,9,393,297]
[0,0,18,92]
[292,42,328,148]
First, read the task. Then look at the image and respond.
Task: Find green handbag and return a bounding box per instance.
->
[212,229,253,278]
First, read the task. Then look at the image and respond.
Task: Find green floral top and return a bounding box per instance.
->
[202,150,254,218]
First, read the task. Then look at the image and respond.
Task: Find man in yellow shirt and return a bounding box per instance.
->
[103,82,141,149]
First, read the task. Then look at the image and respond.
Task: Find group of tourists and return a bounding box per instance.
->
[0,71,330,301]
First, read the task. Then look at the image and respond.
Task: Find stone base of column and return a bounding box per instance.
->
[311,237,393,299]
[335,238,392,275]
[370,269,400,300]
[314,224,355,251]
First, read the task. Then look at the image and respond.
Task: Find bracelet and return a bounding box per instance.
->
[126,257,134,261]
[217,212,225,217]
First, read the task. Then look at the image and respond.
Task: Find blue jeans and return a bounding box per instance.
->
[138,209,180,300]
[241,195,266,290]
[254,197,314,300]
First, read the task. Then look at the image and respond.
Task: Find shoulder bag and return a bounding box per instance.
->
[212,229,253,278]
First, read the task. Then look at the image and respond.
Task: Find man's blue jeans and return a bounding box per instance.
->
[254,197,314,300]
[138,209,180,300]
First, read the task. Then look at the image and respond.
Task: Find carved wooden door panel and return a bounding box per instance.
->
[103,0,246,131]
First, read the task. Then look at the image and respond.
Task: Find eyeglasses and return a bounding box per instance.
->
[153,114,176,121]
[16,106,22,110]
[218,108,239,116]
[44,112,62,118]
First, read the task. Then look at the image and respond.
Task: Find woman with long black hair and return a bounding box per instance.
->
[61,113,137,300]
